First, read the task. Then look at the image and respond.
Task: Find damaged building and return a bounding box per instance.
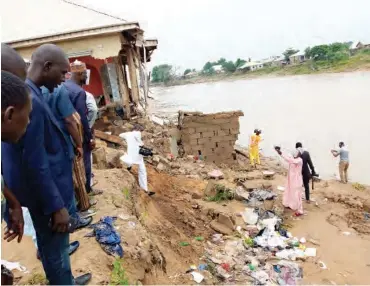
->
[178,111,244,165]
[1,0,157,119]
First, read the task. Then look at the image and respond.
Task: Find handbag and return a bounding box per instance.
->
[139,146,153,157]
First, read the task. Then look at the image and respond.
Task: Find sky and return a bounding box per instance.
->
[79,0,370,71]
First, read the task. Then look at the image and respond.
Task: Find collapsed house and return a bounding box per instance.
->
[1,0,157,119]
[178,111,244,164]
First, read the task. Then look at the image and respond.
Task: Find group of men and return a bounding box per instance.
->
[1,43,100,285]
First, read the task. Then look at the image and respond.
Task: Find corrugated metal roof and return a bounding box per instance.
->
[1,0,127,43]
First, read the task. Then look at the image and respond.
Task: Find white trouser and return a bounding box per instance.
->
[121,155,148,192]
[90,153,93,186]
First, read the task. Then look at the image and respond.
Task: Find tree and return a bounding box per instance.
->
[184,69,192,76]
[304,47,311,59]
[217,58,227,65]
[309,45,330,60]
[151,64,174,83]
[283,48,299,61]
[222,61,237,73]
[235,58,247,69]
[202,61,215,75]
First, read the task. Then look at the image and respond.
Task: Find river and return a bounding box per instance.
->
[150,72,370,184]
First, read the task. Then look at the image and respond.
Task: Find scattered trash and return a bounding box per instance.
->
[271,261,303,285]
[342,231,351,236]
[118,214,130,220]
[221,263,230,272]
[0,260,27,273]
[194,236,204,241]
[305,248,317,257]
[262,171,275,179]
[248,264,256,271]
[179,242,190,247]
[300,237,306,244]
[251,270,269,284]
[308,238,320,246]
[212,233,223,244]
[277,186,285,191]
[319,261,327,269]
[86,216,124,258]
[191,271,204,283]
[248,189,276,202]
[198,264,208,271]
[241,208,259,225]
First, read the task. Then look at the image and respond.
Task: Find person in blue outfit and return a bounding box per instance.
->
[64,60,102,195]
[1,44,91,285]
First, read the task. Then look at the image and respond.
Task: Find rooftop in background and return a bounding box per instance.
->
[290,51,305,57]
[1,0,127,43]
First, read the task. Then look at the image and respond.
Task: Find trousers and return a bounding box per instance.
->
[339,161,349,183]
[249,148,260,165]
[29,200,75,285]
[83,143,92,192]
[302,175,310,201]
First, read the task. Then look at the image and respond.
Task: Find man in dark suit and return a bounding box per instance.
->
[296,142,317,202]
[1,44,91,285]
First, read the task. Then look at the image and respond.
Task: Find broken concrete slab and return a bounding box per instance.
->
[204,180,217,197]
[210,220,233,235]
[207,170,224,180]
[92,147,107,169]
[234,186,250,201]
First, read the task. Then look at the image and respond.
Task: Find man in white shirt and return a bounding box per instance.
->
[85,91,98,187]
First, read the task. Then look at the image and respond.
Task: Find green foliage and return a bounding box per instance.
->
[222,61,237,73]
[217,57,227,65]
[110,258,130,285]
[235,58,247,69]
[304,47,311,59]
[151,64,173,83]
[184,69,192,76]
[206,185,234,202]
[307,42,349,62]
[202,61,216,75]
[283,48,299,61]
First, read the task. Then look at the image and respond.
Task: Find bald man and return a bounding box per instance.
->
[1,44,91,285]
[1,43,28,81]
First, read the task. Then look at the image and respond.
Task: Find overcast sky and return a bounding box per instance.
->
[80,0,370,71]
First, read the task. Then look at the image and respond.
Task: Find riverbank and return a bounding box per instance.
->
[152,50,370,87]
[2,112,370,285]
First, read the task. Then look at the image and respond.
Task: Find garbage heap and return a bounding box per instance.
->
[177,111,244,165]
[189,187,318,285]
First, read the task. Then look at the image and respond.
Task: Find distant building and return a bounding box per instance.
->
[350,41,364,51]
[212,65,224,73]
[237,61,264,71]
[289,51,306,64]
[184,71,198,78]
[271,56,286,67]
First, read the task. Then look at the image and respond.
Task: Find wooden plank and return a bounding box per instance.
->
[94,130,126,147]
[114,56,131,119]
[234,146,249,158]
[126,46,140,105]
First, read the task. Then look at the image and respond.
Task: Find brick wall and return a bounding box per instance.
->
[178,110,244,164]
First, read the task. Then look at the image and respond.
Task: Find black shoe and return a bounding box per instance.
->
[75,216,93,230]
[127,166,132,171]
[74,273,92,285]
[147,191,155,196]
[36,241,80,260]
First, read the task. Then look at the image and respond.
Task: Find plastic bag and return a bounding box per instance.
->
[241,208,259,225]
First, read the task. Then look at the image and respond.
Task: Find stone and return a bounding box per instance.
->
[106,149,124,168]
[153,155,160,163]
[156,163,166,172]
[234,186,250,201]
[170,162,181,169]
[363,199,370,212]
[242,181,261,191]
[210,220,233,235]
[207,169,224,180]
[192,193,203,199]
[217,213,235,230]
[262,171,275,180]
[204,180,217,197]
[92,147,107,169]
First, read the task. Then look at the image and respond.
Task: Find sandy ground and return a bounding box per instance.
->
[2,149,370,285]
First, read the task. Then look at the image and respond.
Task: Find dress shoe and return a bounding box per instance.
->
[74,273,92,285]
[37,241,80,260]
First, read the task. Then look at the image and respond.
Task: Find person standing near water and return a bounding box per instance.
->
[275,146,304,216]
[249,129,262,168]
[331,142,349,183]
[296,142,317,202]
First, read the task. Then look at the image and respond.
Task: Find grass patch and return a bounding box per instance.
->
[26,273,48,285]
[110,258,130,285]
[206,185,234,202]
[122,188,130,200]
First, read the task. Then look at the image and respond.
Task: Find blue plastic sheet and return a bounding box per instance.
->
[87,216,124,258]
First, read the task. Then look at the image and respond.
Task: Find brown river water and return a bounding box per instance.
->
[151,72,370,184]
